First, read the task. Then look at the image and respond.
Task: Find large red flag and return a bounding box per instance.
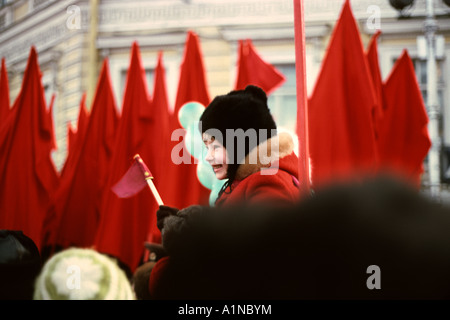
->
[146,52,171,244]
[308,0,378,188]
[235,39,286,95]
[69,94,88,158]
[94,43,160,273]
[0,58,10,124]
[378,50,431,187]
[43,59,119,254]
[174,31,210,110]
[59,94,88,180]
[365,30,384,142]
[47,94,57,153]
[0,47,59,251]
[165,31,210,209]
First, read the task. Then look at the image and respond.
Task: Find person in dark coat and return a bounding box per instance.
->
[149,176,450,299]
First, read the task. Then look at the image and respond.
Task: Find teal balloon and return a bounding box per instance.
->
[178,102,205,129]
[209,191,218,207]
[209,179,227,206]
[197,159,216,190]
[184,122,205,159]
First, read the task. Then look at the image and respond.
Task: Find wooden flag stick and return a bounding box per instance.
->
[145,177,164,206]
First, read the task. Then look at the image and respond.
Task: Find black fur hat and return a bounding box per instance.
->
[199,85,277,160]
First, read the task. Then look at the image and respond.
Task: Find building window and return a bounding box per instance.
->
[0,12,5,29]
[267,64,297,133]
[0,0,13,9]
[32,0,50,10]
[410,57,447,182]
[413,58,445,112]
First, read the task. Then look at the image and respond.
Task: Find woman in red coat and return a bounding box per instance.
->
[200,84,299,207]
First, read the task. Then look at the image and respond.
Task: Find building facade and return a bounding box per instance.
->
[1,0,450,193]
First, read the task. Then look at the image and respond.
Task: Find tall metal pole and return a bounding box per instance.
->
[425,0,441,201]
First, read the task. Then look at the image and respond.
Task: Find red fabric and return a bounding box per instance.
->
[0,47,59,251]
[308,0,378,189]
[165,31,211,209]
[146,52,171,245]
[67,122,76,157]
[378,50,431,187]
[111,155,153,198]
[47,94,57,152]
[235,39,286,95]
[43,59,119,251]
[215,152,300,207]
[148,256,171,298]
[60,93,89,179]
[365,30,384,142]
[94,43,160,272]
[0,58,10,124]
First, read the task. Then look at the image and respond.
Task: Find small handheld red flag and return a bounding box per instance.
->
[112,154,164,205]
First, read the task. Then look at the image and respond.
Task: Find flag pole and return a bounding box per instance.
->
[146,176,164,206]
[293,0,311,195]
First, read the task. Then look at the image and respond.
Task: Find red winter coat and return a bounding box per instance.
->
[215,132,300,207]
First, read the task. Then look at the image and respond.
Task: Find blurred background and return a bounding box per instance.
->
[1,0,449,199]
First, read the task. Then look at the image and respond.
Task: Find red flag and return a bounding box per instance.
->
[235,39,286,95]
[146,52,171,245]
[42,59,119,253]
[67,122,76,155]
[165,31,211,209]
[308,0,378,188]
[94,43,160,272]
[0,58,10,124]
[378,50,431,187]
[293,0,311,196]
[174,31,210,111]
[47,94,57,152]
[60,93,89,179]
[365,30,384,141]
[0,47,59,251]
[112,154,153,198]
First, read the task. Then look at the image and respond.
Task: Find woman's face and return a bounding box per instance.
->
[203,134,228,180]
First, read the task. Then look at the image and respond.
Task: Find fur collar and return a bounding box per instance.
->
[235,132,295,180]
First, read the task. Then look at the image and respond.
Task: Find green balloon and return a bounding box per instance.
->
[178,102,205,129]
[184,122,205,160]
[209,179,227,206]
[197,159,216,190]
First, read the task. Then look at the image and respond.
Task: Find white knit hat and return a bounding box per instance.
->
[33,248,135,300]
